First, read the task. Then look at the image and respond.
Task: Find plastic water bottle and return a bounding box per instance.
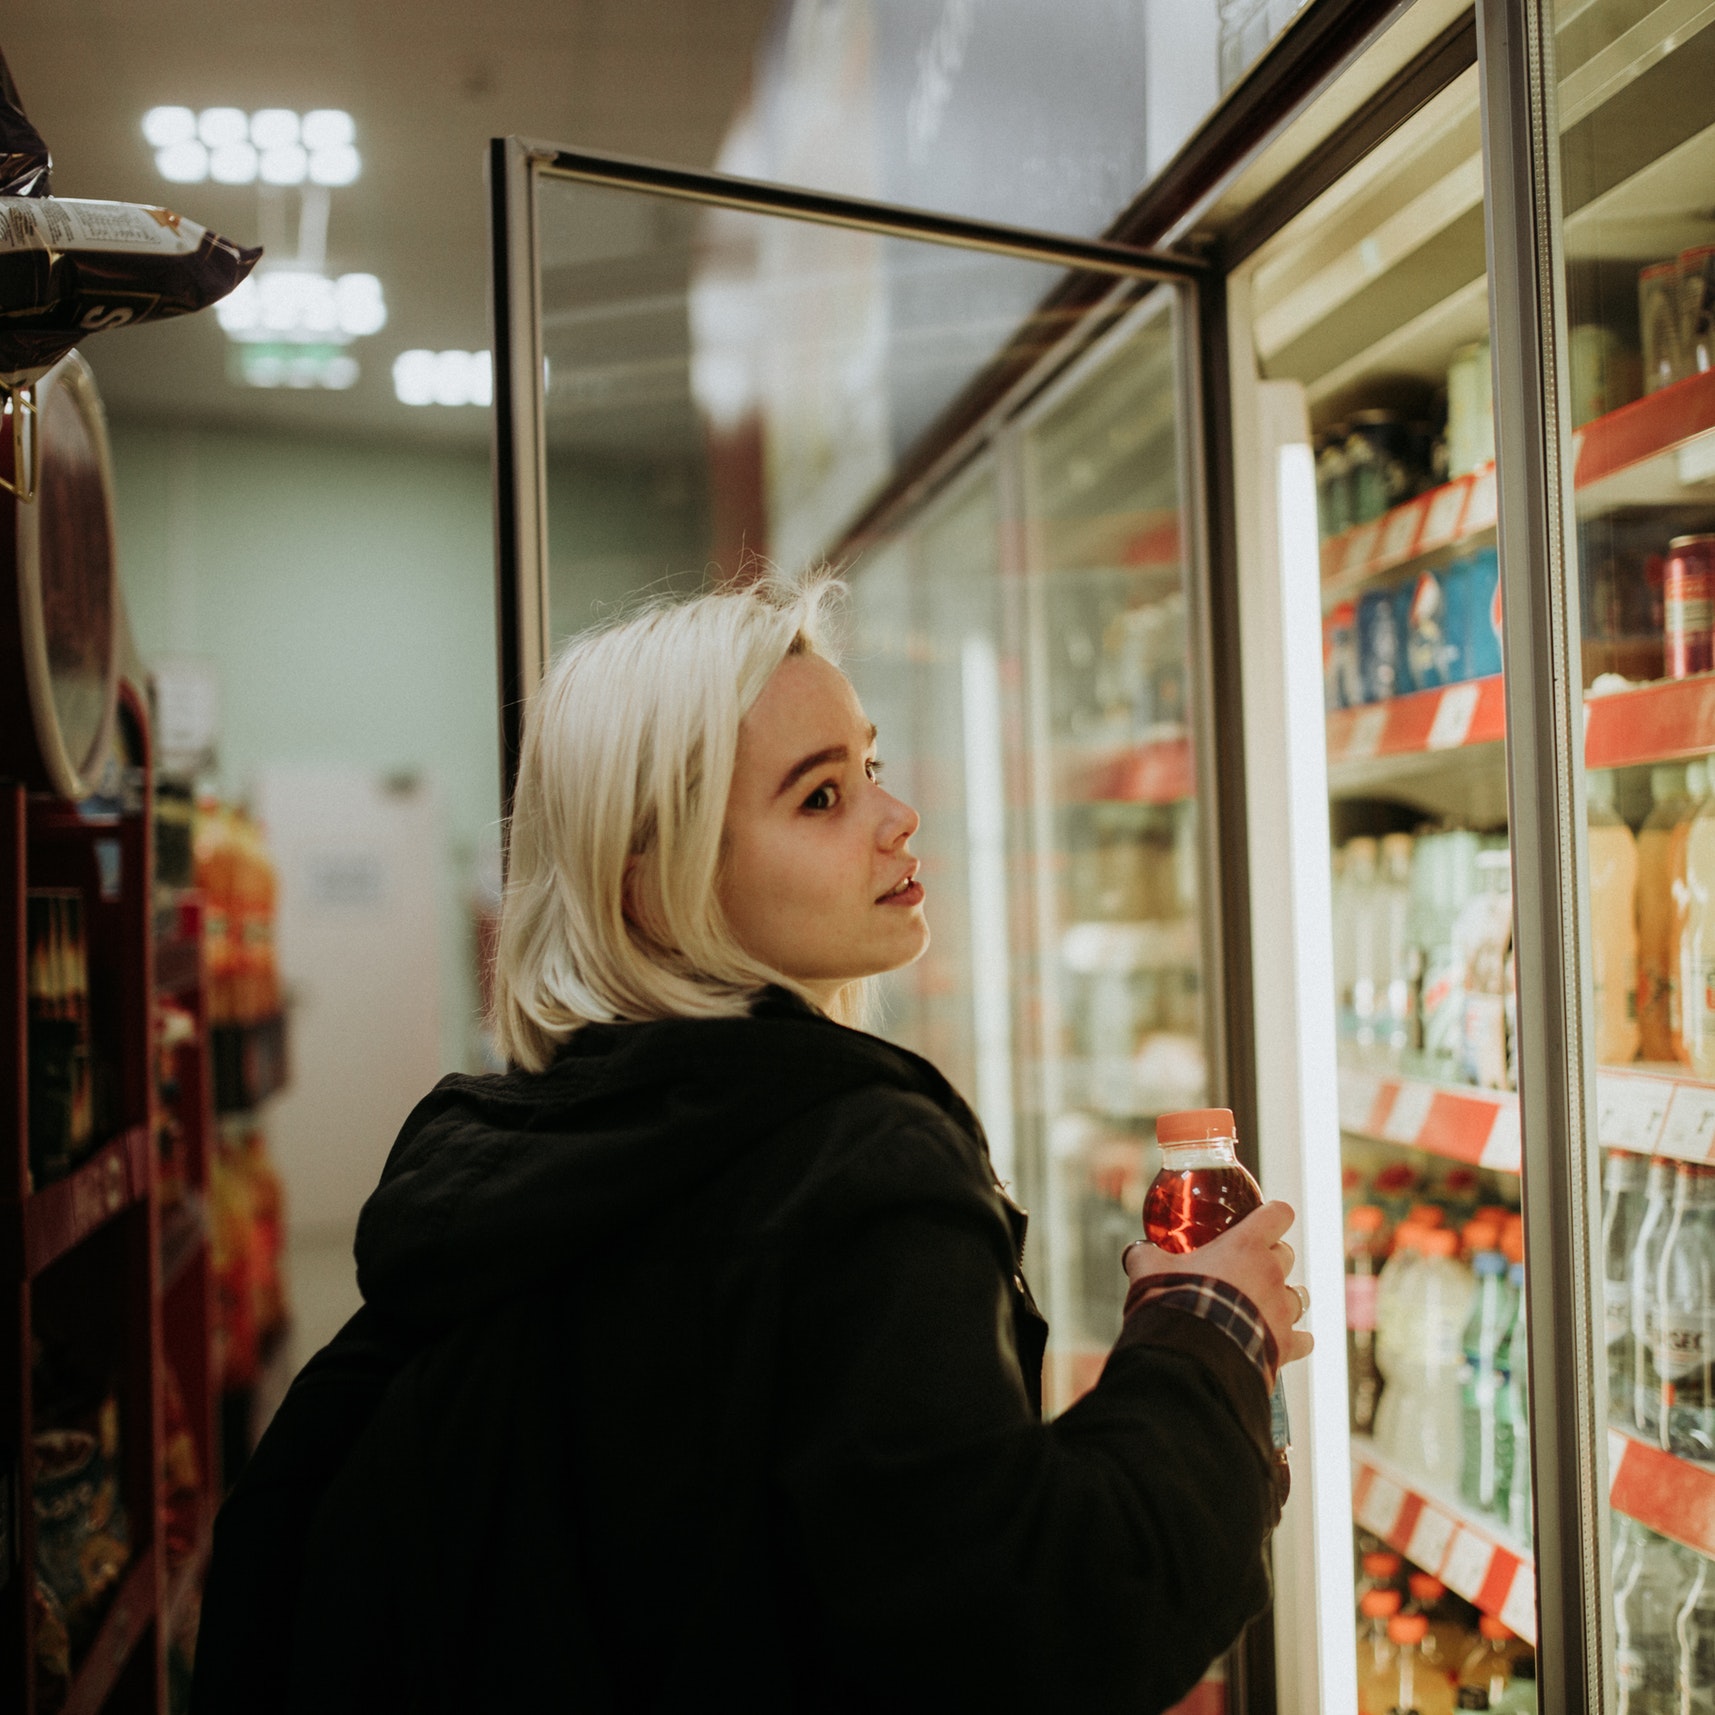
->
[1498,1261,1531,1542]
[1459,1248,1516,1512]
[1675,1548,1715,1713]
[1456,1616,1516,1709]
[1378,832,1416,1066]
[1394,1228,1472,1489]
[1633,1157,1677,1439]
[1602,1149,1650,1423]
[1615,1526,1696,1715]
[1345,837,1382,1060]
[1348,1203,1388,1434]
[1372,1225,1425,1460]
[1655,1160,1715,1459]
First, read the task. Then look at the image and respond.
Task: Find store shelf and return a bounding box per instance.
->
[154,933,201,997]
[17,1125,152,1279]
[1586,672,1715,772]
[1326,675,1508,777]
[1595,1065,1715,1162]
[59,1542,158,1715]
[212,1013,289,1114]
[165,1501,214,1636]
[1059,735,1194,806]
[1351,1436,1536,1644]
[159,1194,208,1296]
[1338,1064,1520,1172]
[1318,367,1715,603]
[1061,918,1200,974]
[1609,1426,1715,1563]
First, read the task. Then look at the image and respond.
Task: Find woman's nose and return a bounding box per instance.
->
[879,790,920,846]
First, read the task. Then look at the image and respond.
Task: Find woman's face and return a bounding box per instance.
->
[718,651,929,1004]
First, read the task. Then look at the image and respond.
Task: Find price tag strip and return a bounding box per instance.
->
[1609,1426,1715,1565]
[1336,1059,1520,1173]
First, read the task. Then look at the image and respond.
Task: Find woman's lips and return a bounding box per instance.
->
[877,878,924,907]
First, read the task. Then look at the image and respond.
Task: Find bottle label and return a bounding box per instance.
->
[1607,1279,1631,1347]
[1346,1273,1379,1332]
[1456,1690,1491,1710]
[1658,1308,1715,1382]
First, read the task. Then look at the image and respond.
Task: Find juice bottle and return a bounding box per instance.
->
[1587,768,1641,1065]
[1679,768,1715,1077]
[1455,1616,1515,1709]
[1348,1204,1389,1434]
[1405,1571,1466,1687]
[1672,762,1712,1064]
[1388,1610,1454,1715]
[1143,1107,1262,1249]
[1358,1587,1403,1715]
[1638,765,1691,1061]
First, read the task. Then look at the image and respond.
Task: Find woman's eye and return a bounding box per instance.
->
[866,757,885,783]
[802,782,838,812]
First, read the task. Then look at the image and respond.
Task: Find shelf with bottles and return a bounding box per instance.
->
[52,1542,158,1715]
[1608,1426,1715,1565]
[1055,733,1194,807]
[1061,917,1200,975]
[1351,1437,1537,1644]
[18,1124,153,1281]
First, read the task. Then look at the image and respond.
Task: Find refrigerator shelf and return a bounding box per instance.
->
[1337,1063,1520,1172]
[1057,735,1194,805]
[1585,671,1715,772]
[1318,364,1715,603]
[1351,1436,1537,1643]
[1609,1426,1715,1565]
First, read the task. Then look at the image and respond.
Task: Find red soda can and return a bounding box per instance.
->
[1665,535,1715,679]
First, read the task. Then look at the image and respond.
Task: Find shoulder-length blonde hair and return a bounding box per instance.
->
[491,572,861,1072]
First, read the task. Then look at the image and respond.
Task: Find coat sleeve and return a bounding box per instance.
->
[770,1109,1278,1715]
[190,1303,415,1715]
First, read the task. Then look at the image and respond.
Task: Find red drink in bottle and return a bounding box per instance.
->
[1144,1107,1262,1252]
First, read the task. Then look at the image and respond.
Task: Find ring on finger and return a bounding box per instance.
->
[1292,1283,1310,1321]
[1121,1240,1148,1272]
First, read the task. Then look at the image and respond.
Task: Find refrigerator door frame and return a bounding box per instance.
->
[1476,1,1610,1707]
[485,137,1205,818]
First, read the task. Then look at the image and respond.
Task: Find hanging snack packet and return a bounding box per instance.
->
[0,48,51,197]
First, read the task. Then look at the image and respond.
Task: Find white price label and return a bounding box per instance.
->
[1428,680,1483,749]
[1442,1528,1495,1601]
[1357,1473,1406,1538]
[1380,500,1425,565]
[1408,1504,1456,1574]
[1465,464,1499,532]
[1420,479,1470,548]
[1659,1083,1715,1161]
[1501,1562,1538,1644]
[1482,1099,1522,1171]
[1343,522,1384,580]
[1339,1066,1383,1134]
[1597,1072,1673,1152]
[1346,705,1390,760]
[1382,1079,1435,1145]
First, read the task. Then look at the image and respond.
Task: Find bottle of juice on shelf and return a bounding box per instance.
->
[1492,1655,1535,1711]
[1615,1526,1696,1714]
[1639,766,1692,1061]
[1361,1548,1406,1598]
[1587,769,1641,1065]
[1358,1587,1404,1715]
[1655,1159,1715,1460]
[1388,1611,1455,1715]
[1632,1156,1677,1441]
[1602,1149,1650,1424]
[1405,1572,1466,1686]
[1348,1203,1389,1434]
[1345,837,1383,1061]
[1380,833,1417,1065]
[1674,1548,1715,1711]
[1460,1248,1517,1512]
[1677,762,1715,1076]
[1455,1616,1516,1710]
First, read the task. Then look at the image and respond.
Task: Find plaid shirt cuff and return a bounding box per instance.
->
[1123,1272,1278,1384]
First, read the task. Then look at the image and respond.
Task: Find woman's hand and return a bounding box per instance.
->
[1123,1201,1314,1370]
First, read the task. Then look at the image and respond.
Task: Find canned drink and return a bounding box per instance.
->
[1405,563,1469,690]
[1345,410,1413,523]
[1682,246,1715,377]
[1641,259,1685,393]
[1447,340,1494,477]
[1324,600,1362,710]
[1317,430,1352,539]
[1665,534,1715,679]
[1569,322,1637,426]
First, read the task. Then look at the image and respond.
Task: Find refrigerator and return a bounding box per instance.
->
[488,1,1715,1706]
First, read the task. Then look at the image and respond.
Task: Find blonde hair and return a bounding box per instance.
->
[491,571,862,1072]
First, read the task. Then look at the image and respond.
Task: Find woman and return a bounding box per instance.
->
[192,574,1311,1715]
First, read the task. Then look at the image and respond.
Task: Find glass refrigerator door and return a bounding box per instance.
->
[1231,49,1538,1715]
[1518,1,1715,1706]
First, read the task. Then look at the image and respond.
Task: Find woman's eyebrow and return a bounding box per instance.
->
[773,724,878,799]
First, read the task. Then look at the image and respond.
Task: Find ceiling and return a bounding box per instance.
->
[5,0,777,448]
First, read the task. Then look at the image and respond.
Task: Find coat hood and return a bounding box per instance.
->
[353,989,984,1335]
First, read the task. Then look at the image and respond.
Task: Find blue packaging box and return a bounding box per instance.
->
[1463,547,1503,678]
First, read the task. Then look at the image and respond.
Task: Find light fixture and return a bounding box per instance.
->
[229,343,359,390]
[216,270,388,343]
[143,107,359,186]
[393,350,494,408]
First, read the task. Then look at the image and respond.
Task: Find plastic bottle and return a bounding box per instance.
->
[1455,1616,1515,1710]
[1346,837,1382,1061]
[1373,1224,1425,1460]
[1379,832,1417,1066]
[1460,1249,1516,1512]
[1672,763,1712,1065]
[1655,1160,1715,1460]
[1414,829,1484,1078]
[1492,1654,1536,1711]
[1388,1610,1454,1715]
[1680,766,1715,1077]
[1587,768,1641,1065]
[1614,1526,1696,1715]
[1349,1204,1389,1434]
[1398,1228,1474,1489]
[1602,1150,1651,1424]
[1498,1260,1531,1542]
[1639,766,1692,1061]
[1405,1572,1466,1688]
[1456,850,1514,1090]
[1632,1157,1677,1440]
[1358,1586,1404,1715]
[1674,1547,1715,1713]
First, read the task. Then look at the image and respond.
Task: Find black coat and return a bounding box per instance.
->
[191,990,1280,1714]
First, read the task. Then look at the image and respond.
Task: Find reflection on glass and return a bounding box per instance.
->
[1555,3,1715,1705]
[1015,299,1208,1406]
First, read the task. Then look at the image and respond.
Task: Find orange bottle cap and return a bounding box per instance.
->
[1422,1229,1460,1257]
[1361,1589,1403,1618]
[1349,1205,1387,1232]
[1363,1550,1403,1578]
[1402,1203,1445,1227]
[1388,1613,1430,1645]
[1478,1615,1512,1641]
[1156,1107,1237,1145]
[1408,1572,1445,1603]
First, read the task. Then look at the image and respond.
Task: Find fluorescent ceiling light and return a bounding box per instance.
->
[301,109,355,150]
[259,144,309,186]
[146,107,360,186]
[232,343,359,391]
[216,269,388,343]
[156,141,209,184]
[197,107,249,148]
[308,144,361,187]
[393,350,493,408]
[249,108,299,149]
[142,106,197,147]
[209,142,259,185]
